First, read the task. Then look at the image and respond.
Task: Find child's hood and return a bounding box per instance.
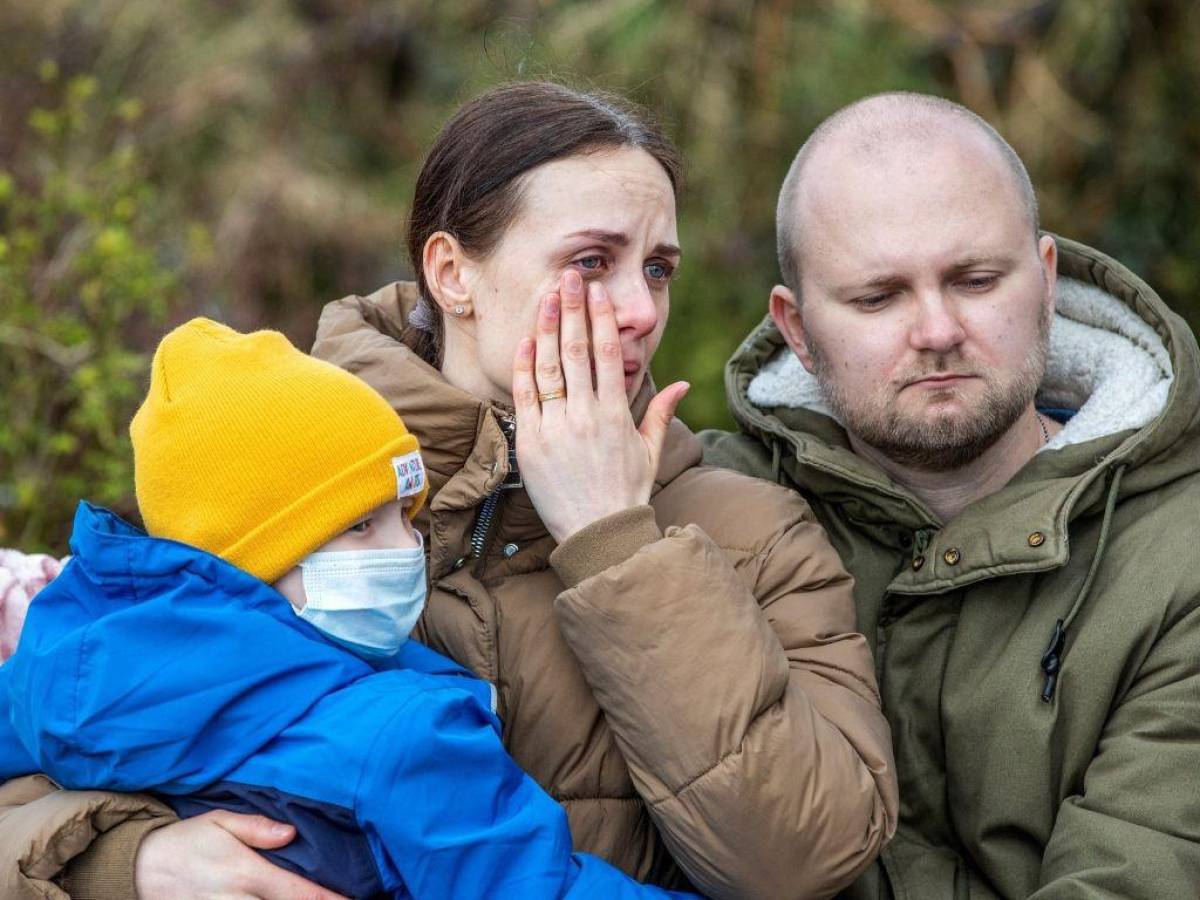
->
[5,502,377,791]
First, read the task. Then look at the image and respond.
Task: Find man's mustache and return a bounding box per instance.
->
[898,354,980,388]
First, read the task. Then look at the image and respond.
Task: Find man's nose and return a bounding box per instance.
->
[909,290,966,353]
[608,274,659,338]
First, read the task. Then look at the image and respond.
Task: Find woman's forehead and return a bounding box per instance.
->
[512,148,677,238]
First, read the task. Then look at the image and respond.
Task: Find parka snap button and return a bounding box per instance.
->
[943,548,961,566]
[1028,531,1045,547]
[502,542,519,558]
[912,555,925,571]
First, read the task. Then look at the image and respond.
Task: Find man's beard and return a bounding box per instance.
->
[807,313,1051,473]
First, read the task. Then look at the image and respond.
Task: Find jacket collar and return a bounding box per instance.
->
[67,501,268,590]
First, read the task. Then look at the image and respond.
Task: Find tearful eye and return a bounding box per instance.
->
[574,256,605,272]
[645,261,674,282]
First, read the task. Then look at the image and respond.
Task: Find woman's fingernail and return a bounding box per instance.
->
[564,270,582,292]
[544,295,559,317]
[519,337,533,355]
[270,822,292,837]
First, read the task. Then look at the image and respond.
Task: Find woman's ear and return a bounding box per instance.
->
[423,232,475,318]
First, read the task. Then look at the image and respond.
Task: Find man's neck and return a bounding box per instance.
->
[848,407,1060,523]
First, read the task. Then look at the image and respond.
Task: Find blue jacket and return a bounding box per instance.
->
[2,504,696,899]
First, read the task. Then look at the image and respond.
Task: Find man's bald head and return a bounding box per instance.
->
[776,92,1038,293]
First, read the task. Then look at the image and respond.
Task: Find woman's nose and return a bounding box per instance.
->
[609,276,659,338]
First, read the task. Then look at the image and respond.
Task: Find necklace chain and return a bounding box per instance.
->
[1036,412,1050,445]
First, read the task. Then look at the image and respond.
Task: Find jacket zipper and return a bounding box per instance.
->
[469,490,502,559]
[467,416,519,564]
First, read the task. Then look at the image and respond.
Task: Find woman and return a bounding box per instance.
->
[0,82,896,899]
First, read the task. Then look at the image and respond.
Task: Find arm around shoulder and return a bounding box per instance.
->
[0,774,175,900]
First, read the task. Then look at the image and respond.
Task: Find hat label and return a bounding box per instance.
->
[392,452,425,499]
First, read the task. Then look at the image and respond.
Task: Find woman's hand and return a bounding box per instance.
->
[511,270,688,544]
[134,811,349,900]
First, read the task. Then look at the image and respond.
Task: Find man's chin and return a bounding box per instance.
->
[913,406,976,431]
[823,363,1041,472]
[840,400,1016,471]
[900,383,980,413]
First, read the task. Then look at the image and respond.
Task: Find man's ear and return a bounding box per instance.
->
[769,285,815,373]
[423,232,475,317]
[1038,233,1058,321]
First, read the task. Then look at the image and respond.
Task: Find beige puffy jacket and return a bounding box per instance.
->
[0,283,897,899]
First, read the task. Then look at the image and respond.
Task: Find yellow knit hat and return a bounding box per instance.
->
[130,318,427,584]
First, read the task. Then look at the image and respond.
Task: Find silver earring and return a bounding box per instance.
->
[453,305,466,316]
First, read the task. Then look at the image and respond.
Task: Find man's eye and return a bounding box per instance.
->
[854,293,893,309]
[347,519,371,535]
[645,261,674,282]
[960,275,998,291]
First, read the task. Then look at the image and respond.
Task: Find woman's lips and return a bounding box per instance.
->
[623,360,642,389]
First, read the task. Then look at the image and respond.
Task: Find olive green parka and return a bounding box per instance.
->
[702,237,1200,899]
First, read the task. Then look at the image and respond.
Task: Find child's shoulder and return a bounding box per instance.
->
[315,663,495,736]
[230,665,498,811]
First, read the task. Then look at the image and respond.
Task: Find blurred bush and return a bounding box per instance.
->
[1,0,1197,552]
[0,63,175,550]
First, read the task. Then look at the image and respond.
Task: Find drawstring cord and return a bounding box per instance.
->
[1040,464,1128,703]
[771,439,784,485]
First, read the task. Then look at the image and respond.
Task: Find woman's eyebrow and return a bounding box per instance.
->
[564,228,681,258]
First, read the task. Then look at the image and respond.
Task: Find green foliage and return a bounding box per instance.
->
[1,0,1198,551]
[0,65,174,550]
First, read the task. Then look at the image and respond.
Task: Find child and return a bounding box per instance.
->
[3,319,697,899]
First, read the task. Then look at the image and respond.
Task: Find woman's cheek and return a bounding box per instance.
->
[647,301,670,356]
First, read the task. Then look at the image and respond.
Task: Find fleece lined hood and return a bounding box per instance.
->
[726,236,1200,531]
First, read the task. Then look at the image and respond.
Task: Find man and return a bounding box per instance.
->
[702,92,1200,898]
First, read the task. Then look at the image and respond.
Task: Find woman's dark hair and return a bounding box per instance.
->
[404,81,683,365]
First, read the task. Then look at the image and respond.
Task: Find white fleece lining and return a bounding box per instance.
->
[746,277,1174,451]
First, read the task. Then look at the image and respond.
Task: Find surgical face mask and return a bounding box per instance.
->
[294,536,426,660]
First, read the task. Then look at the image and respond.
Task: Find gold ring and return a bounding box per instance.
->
[537,389,567,403]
